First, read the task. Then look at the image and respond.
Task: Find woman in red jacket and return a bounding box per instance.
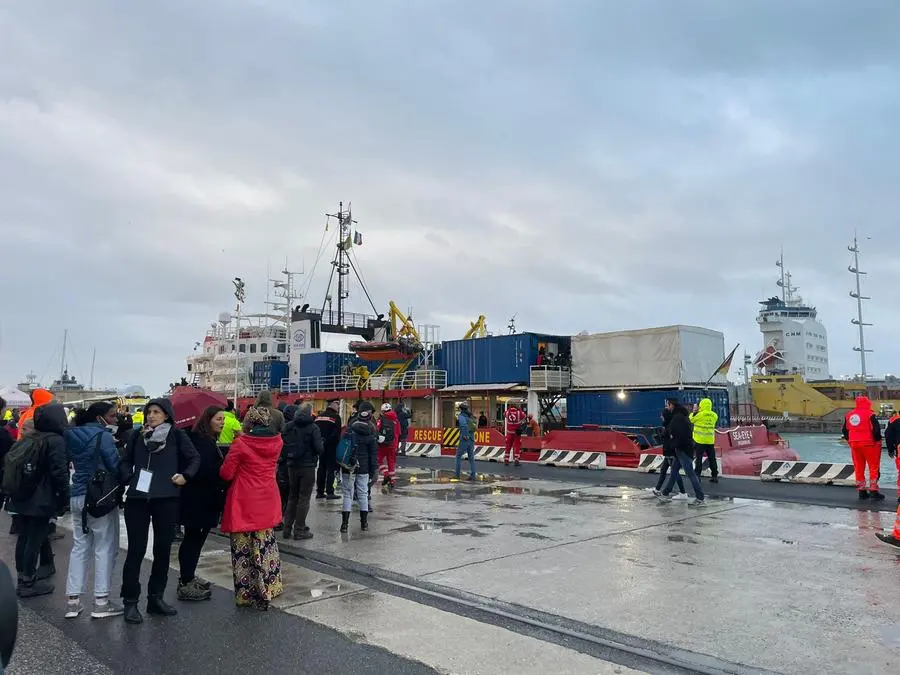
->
[219,406,284,610]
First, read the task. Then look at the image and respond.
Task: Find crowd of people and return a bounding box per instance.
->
[0,388,410,623]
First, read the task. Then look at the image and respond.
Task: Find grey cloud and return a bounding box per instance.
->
[2,0,899,392]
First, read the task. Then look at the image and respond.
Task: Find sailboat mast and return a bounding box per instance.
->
[89,347,96,389]
[60,329,68,381]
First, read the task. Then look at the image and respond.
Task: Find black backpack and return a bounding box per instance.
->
[281,424,305,462]
[83,431,120,526]
[1,435,44,501]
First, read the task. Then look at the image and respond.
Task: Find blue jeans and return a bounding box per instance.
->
[655,456,685,493]
[455,439,476,478]
[341,473,369,512]
[663,451,704,500]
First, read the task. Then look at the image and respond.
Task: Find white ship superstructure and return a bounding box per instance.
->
[755,256,830,379]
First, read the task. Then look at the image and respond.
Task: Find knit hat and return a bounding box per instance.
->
[245,406,272,428]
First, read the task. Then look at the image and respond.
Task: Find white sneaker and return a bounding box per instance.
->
[671,493,690,502]
[656,493,672,502]
[91,600,124,619]
[649,488,661,496]
[65,599,83,619]
[688,498,707,507]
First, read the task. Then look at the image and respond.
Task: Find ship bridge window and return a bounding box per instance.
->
[261,343,268,353]
[250,343,257,354]
[239,344,246,353]
[277,343,287,354]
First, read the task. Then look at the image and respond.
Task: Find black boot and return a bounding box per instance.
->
[147,595,178,617]
[340,512,350,534]
[870,491,886,501]
[123,601,144,624]
[360,511,369,532]
[859,490,870,500]
[17,577,54,598]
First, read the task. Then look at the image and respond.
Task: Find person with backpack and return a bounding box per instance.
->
[454,402,477,481]
[63,402,127,619]
[5,403,69,598]
[376,403,399,492]
[281,404,323,540]
[119,398,200,624]
[338,406,378,533]
[395,401,411,456]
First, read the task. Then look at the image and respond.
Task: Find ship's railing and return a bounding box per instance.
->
[384,369,447,390]
[529,366,571,391]
[279,375,362,394]
[307,309,379,331]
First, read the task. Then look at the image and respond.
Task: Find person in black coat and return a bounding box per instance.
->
[119,398,200,624]
[281,404,323,540]
[658,400,705,505]
[314,400,343,500]
[8,404,69,597]
[653,408,686,497]
[176,406,226,602]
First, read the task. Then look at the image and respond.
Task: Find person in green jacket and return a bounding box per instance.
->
[218,401,243,446]
[690,398,719,482]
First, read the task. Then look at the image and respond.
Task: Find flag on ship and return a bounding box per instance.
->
[706,343,739,385]
[354,231,363,246]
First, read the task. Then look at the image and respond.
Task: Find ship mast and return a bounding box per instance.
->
[59,329,68,382]
[848,233,872,380]
[776,250,786,302]
[325,201,354,326]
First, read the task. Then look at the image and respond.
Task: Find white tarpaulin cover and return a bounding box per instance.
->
[571,326,726,389]
[0,387,32,407]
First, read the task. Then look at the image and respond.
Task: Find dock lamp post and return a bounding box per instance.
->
[233,277,246,402]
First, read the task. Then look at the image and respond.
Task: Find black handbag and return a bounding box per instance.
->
[82,431,121,530]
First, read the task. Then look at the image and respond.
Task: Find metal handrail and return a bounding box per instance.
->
[385,369,447,390]
[529,366,571,390]
[279,375,362,394]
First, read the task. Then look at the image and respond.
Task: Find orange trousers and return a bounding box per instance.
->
[850,441,881,491]
[892,503,900,539]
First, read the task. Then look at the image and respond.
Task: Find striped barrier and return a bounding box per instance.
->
[637,454,717,477]
[760,460,855,486]
[474,446,507,462]
[538,450,606,470]
[404,443,443,458]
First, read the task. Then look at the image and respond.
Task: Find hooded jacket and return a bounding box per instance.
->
[65,423,123,498]
[842,396,883,444]
[885,414,900,457]
[8,404,70,518]
[667,405,695,455]
[343,413,378,476]
[689,398,718,445]
[16,388,53,438]
[120,398,201,500]
[395,403,411,438]
[219,428,283,533]
[282,408,324,468]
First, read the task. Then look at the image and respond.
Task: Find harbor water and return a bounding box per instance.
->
[783,433,899,487]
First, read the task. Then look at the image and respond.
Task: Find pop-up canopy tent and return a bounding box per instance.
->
[0,387,32,408]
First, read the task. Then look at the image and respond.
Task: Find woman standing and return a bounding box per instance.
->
[219,406,283,610]
[119,399,200,624]
[64,402,126,619]
[177,406,226,602]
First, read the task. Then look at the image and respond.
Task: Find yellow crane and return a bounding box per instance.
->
[462,315,487,339]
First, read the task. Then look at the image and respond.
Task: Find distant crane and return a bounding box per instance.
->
[507,314,518,335]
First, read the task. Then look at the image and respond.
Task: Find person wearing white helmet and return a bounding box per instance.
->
[376,403,400,492]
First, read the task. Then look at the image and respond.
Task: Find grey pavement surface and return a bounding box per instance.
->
[0,518,438,675]
[282,463,900,675]
[404,455,900,512]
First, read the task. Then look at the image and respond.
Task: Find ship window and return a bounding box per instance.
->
[218,346,225,354]
[249,343,257,354]
[261,343,268,353]
[277,343,287,354]
[239,344,246,353]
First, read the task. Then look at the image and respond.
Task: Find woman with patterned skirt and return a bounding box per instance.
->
[219,407,284,609]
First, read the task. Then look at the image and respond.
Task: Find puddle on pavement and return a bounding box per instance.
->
[517,531,552,540]
[667,535,698,544]
[442,528,488,537]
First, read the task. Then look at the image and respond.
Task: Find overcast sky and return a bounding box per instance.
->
[2,0,899,395]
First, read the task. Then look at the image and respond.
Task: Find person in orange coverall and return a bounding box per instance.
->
[841,396,884,501]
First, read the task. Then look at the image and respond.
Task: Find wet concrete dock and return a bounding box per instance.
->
[4,459,900,674]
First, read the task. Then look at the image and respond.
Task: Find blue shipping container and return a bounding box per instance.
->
[566,388,730,429]
[299,351,357,378]
[442,333,571,386]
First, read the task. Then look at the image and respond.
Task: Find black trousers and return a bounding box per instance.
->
[14,516,51,581]
[284,466,317,531]
[316,447,337,497]
[694,443,719,478]
[178,526,211,584]
[121,497,179,601]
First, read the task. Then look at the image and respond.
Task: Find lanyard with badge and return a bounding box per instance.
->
[135,435,164,493]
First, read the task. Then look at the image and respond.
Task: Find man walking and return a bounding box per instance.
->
[657,399,705,506]
[454,402,477,481]
[395,401,411,456]
[690,398,719,482]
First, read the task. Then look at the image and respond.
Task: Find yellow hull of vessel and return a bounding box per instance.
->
[751,375,900,418]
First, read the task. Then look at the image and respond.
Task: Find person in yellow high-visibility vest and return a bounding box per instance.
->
[132,409,144,428]
[689,398,719,482]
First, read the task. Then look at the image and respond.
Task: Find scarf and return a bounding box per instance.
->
[143,422,172,453]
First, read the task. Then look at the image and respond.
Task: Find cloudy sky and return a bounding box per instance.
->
[2,0,899,395]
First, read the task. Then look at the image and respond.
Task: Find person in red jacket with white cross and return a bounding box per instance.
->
[503,403,526,466]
